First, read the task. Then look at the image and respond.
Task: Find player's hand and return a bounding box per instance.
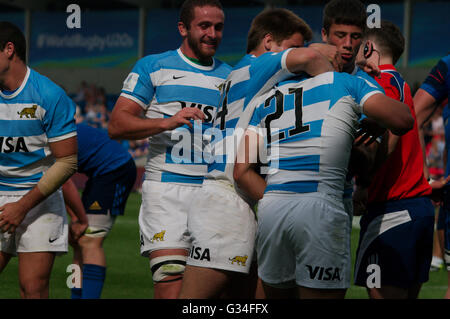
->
[429,175,450,205]
[354,118,386,146]
[164,107,205,130]
[356,59,381,78]
[0,201,28,234]
[353,186,368,216]
[69,219,88,243]
[309,43,343,72]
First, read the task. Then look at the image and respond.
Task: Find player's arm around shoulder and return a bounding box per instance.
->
[363,93,414,136]
[286,45,337,76]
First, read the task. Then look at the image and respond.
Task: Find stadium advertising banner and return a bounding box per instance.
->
[29,10,139,68]
[410,1,450,67]
[0,12,24,31]
[145,3,448,68]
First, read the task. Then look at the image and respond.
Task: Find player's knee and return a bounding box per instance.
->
[78,235,104,250]
[19,278,49,298]
[150,255,186,283]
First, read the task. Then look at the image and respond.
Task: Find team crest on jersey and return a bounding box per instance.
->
[17,105,37,118]
[229,255,248,266]
[151,230,166,243]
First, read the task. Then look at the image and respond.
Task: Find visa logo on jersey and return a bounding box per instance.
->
[189,245,211,261]
[0,137,29,153]
[179,101,214,123]
[306,265,341,281]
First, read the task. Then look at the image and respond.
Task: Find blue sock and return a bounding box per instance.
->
[81,264,106,299]
[71,287,82,299]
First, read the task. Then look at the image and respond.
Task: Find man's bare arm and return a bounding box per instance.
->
[108,96,205,140]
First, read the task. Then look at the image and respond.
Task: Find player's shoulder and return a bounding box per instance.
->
[212,58,232,78]
[27,68,68,105]
[441,54,450,66]
[380,66,408,101]
[134,50,177,71]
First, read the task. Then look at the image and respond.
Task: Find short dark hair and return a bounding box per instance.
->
[364,20,405,65]
[322,0,367,34]
[179,0,223,29]
[246,8,313,53]
[0,21,26,62]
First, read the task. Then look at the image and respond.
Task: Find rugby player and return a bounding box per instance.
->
[178,7,337,299]
[414,53,450,299]
[63,123,136,299]
[108,0,231,298]
[353,21,436,299]
[0,22,78,298]
[234,65,414,299]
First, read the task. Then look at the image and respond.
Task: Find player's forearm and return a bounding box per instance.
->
[418,126,430,180]
[108,109,169,140]
[16,186,47,216]
[413,88,438,129]
[62,179,88,224]
[364,94,414,136]
[286,47,334,76]
[234,166,266,201]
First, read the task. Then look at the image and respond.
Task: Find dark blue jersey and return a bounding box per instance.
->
[76,123,132,177]
[421,55,450,177]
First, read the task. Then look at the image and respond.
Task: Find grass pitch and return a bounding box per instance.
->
[0,191,447,299]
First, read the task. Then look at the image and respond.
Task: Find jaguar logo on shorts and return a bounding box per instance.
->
[17,105,38,118]
[229,255,248,266]
[151,230,166,243]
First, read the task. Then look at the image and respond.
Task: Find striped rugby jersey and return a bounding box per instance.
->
[248,71,383,198]
[0,67,77,194]
[120,49,231,185]
[206,49,294,186]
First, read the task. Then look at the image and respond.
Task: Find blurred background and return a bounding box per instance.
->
[0,0,448,179]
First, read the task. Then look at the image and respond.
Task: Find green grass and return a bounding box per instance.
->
[0,192,448,299]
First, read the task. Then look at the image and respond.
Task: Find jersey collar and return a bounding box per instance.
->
[177,48,215,71]
[0,67,30,99]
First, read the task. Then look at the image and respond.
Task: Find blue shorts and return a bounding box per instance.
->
[82,158,137,216]
[354,196,434,289]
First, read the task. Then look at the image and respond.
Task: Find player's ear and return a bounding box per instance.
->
[4,42,15,60]
[178,21,188,37]
[262,33,274,52]
[321,28,328,43]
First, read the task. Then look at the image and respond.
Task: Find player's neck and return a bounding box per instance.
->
[249,45,267,58]
[179,45,213,66]
[379,56,394,66]
[0,61,27,92]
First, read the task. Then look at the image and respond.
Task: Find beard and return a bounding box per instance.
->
[187,33,218,62]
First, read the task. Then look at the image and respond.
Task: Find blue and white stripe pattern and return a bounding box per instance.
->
[248,71,383,198]
[206,49,294,183]
[120,49,231,184]
[0,67,77,193]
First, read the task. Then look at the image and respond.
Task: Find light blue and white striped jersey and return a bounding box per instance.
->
[248,71,383,198]
[0,67,77,193]
[206,49,294,185]
[120,49,231,185]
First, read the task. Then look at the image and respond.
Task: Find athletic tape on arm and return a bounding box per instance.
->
[37,154,78,197]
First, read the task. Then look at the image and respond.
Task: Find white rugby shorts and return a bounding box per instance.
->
[138,180,199,256]
[186,180,257,274]
[0,189,68,255]
[256,192,351,289]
